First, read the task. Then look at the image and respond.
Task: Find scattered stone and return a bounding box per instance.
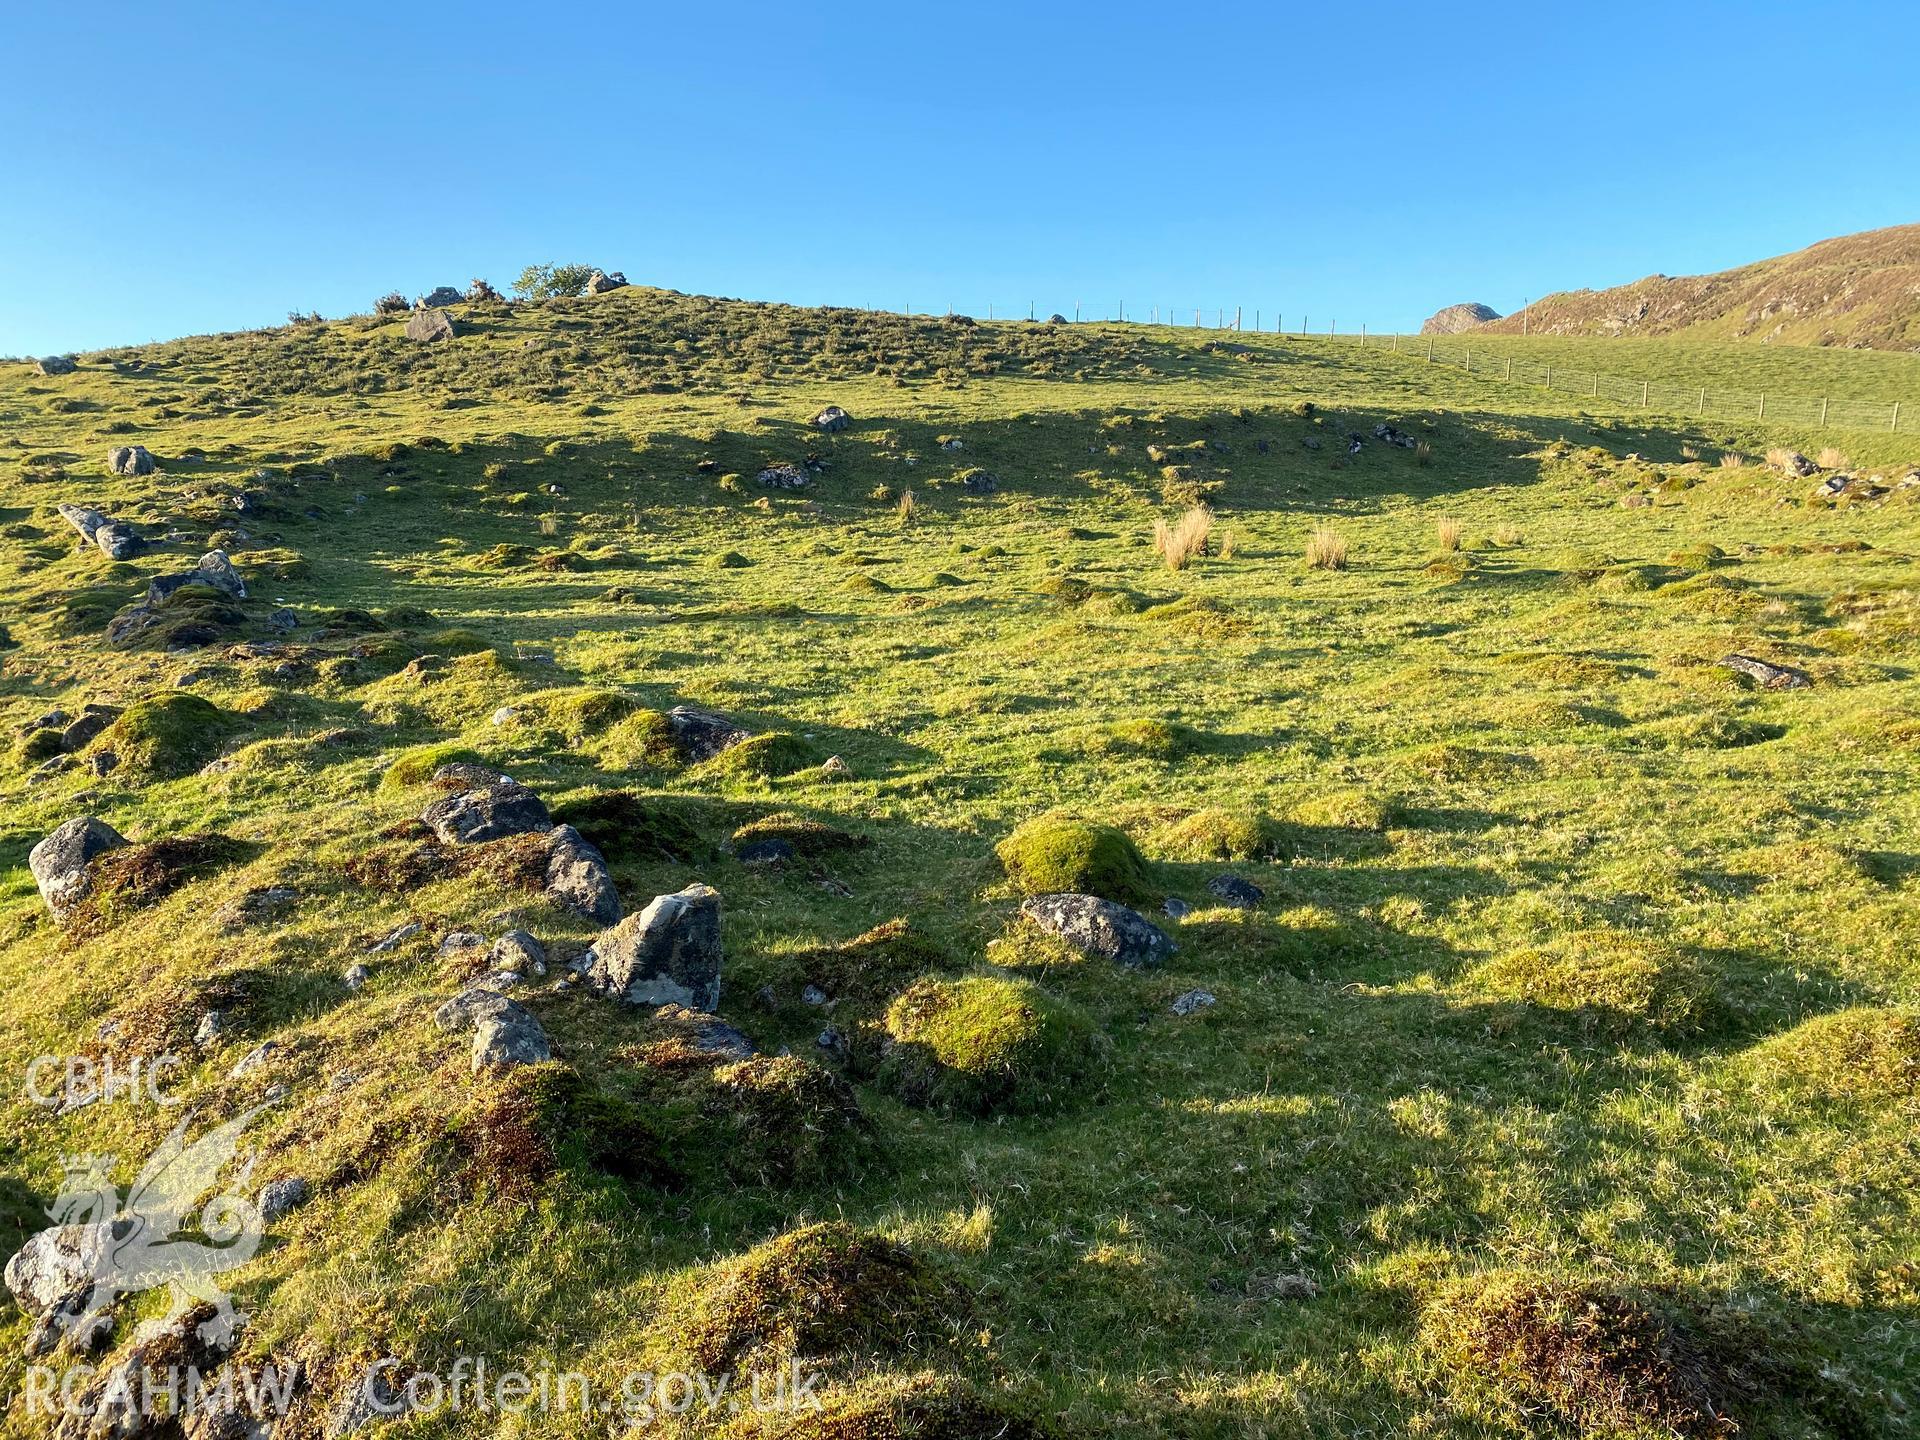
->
[490,704,517,726]
[28,816,129,923]
[1170,988,1217,1016]
[584,882,724,1011]
[544,824,620,923]
[343,964,370,991]
[368,921,422,953]
[754,463,812,490]
[59,704,121,752]
[258,1176,311,1221]
[1771,450,1818,478]
[439,930,487,955]
[268,607,299,631]
[1047,313,1068,325]
[667,704,753,761]
[3,1222,112,1342]
[432,761,512,788]
[195,1011,226,1047]
[939,437,964,452]
[1206,874,1265,909]
[33,355,78,376]
[655,1003,755,1059]
[491,929,546,973]
[228,1041,281,1079]
[1720,653,1812,690]
[327,1360,413,1436]
[422,780,552,844]
[1163,897,1191,919]
[1248,1272,1320,1301]
[1371,423,1415,449]
[585,269,628,294]
[813,405,852,433]
[820,754,852,778]
[1020,893,1175,968]
[145,549,248,605]
[472,1001,551,1071]
[108,445,156,476]
[960,470,999,494]
[433,979,523,1032]
[801,984,830,1007]
[417,286,463,308]
[404,308,455,343]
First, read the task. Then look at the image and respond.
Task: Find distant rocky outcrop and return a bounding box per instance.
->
[33,355,78,376]
[108,445,156,476]
[1482,223,1920,349]
[585,270,628,295]
[1420,303,1501,336]
[417,286,464,308]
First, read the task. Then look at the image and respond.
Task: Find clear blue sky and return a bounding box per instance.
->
[6,0,1918,356]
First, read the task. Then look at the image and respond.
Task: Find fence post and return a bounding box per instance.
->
[1235,306,1242,331]
[1075,302,1080,322]
[1464,347,1471,372]
[1820,396,1828,424]
[1545,366,1552,389]
[1426,338,1433,362]
[1893,402,1902,432]
[1641,380,1648,407]
[1301,316,1307,336]
[1591,373,1598,398]
[1254,309,1259,332]
[1699,388,1706,415]
[1504,358,1512,381]
[1393,333,1400,353]
[1329,318,1336,337]
[1758,393,1766,420]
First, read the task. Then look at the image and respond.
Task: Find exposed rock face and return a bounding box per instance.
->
[813,405,851,432]
[28,816,129,922]
[59,704,121,752]
[421,781,552,844]
[108,445,156,476]
[34,355,78,376]
[3,1222,112,1328]
[55,503,142,559]
[666,705,752,761]
[1170,988,1216,1016]
[417,286,463,308]
[1020,893,1175,968]
[145,549,248,606]
[585,883,723,1011]
[545,824,620,923]
[1771,449,1818,478]
[585,269,628,294]
[1720,653,1813,690]
[754,463,812,490]
[654,1003,754,1059]
[1419,303,1501,335]
[404,308,456,342]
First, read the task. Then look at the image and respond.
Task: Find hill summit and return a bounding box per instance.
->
[1485,222,1920,350]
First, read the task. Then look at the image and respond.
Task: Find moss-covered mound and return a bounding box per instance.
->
[702,731,819,779]
[1154,807,1274,863]
[1465,930,1709,1031]
[101,693,232,778]
[1423,1273,1850,1440]
[731,811,871,858]
[1081,718,1200,760]
[598,708,679,768]
[549,790,703,864]
[1743,1007,1920,1102]
[880,976,1099,1115]
[684,1222,969,1372]
[454,1062,671,1198]
[533,686,646,738]
[994,816,1152,901]
[379,742,489,791]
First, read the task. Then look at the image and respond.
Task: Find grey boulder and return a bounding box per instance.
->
[108,445,156,476]
[421,781,552,844]
[544,825,620,923]
[754,463,812,490]
[405,308,456,342]
[1206,874,1265,909]
[472,1000,551,1072]
[812,405,851,432]
[417,286,463,308]
[1021,893,1175,968]
[585,269,628,294]
[585,882,723,1011]
[28,816,128,922]
[667,704,752,761]
[34,355,78,376]
[258,1175,311,1221]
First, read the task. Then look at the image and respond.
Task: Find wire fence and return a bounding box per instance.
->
[1364,330,1917,435]
[907,301,1920,436]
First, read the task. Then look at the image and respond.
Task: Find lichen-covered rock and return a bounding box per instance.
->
[585,883,723,1011]
[34,355,78,376]
[145,550,248,607]
[3,1222,111,1325]
[1206,874,1265,909]
[472,1000,552,1072]
[28,816,129,922]
[421,781,552,845]
[666,704,752,761]
[544,824,620,923]
[754,463,812,490]
[812,405,851,432]
[1020,892,1175,967]
[585,269,629,294]
[405,308,456,342]
[258,1175,311,1221]
[1419,302,1500,335]
[417,286,463,308]
[108,444,156,476]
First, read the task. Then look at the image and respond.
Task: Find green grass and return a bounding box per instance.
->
[1,287,1917,1437]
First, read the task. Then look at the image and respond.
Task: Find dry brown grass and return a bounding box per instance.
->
[1305,527,1348,571]
[1435,517,1465,552]
[895,488,917,524]
[1718,452,1747,470]
[1817,446,1850,470]
[1493,526,1524,547]
[1153,505,1213,570]
[1218,529,1239,560]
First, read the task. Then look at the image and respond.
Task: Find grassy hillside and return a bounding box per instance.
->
[2,287,1919,1439]
[1483,223,1920,351]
